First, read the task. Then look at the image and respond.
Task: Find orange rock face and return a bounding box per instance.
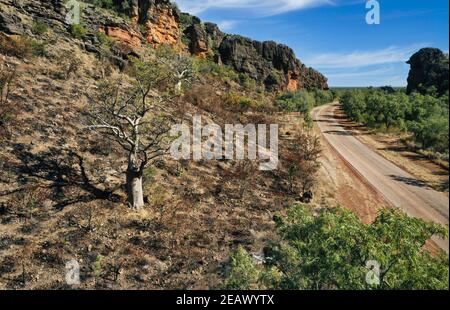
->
[99,26,142,47]
[286,71,299,92]
[145,7,180,47]
[193,39,208,58]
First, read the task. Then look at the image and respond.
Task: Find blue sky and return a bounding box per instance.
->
[173,0,449,87]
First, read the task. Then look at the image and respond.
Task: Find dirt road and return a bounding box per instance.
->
[313,103,449,253]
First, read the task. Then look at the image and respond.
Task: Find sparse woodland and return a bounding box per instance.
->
[0,0,448,290]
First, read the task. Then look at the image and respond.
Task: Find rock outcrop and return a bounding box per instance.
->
[406,48,449,95]
[134,0,181,47]
[181,16,328,90]
[98,25,142,47]
[217,35,328,90]
[0,0,328,90]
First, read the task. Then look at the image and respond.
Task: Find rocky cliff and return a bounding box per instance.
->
[0,0,328,90]
[181,13,328,91]
[406,48,449,96]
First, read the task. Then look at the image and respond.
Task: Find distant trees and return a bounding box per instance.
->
[225,205,449,290]
[364,90,409,129]
[276,89,334,114]
[276,91,316,114]
[407,92,449,152]
[86,52,192,208]
[340,88,449,154]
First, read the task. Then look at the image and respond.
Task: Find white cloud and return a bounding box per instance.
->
[173,0,332,16]
[325,66,395,79]
[305,45,426,69]
[217,20,239,31]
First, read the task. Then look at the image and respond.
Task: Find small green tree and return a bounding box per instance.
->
[225,246,260,290]
[225,205,449,290]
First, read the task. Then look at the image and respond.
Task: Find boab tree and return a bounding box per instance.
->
[86,56,190,208]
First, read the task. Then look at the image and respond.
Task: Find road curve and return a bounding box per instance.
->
[313,103,449,253]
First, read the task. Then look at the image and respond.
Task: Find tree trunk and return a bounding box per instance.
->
[175,80,182,93]
[126,168,144,209]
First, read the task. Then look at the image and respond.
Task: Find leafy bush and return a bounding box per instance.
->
[225,246,260,290]
[265,70,283,89]
[223,92,258,112]
[30,40,47,57]
[276,90,316,114]
[32,21,48,35]
[70,24,87,39]
[95,31,111,46]
[340,88,449,154]
[194,59,239,83]
[239,73,257,91]
[312,88,334,105]
[225,205,449,290]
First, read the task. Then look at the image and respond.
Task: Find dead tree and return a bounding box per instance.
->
[86,57,182,208]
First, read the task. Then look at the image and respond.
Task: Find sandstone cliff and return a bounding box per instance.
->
[180,12,328,91]
[0,0,328,90]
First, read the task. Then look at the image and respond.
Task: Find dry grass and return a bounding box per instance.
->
[0,35,325,289]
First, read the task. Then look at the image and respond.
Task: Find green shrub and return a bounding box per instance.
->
[32,21,48,35]
[30,40,47,57]
[70,24,87,39]
[312,88,334,105]
[95,31,109,44]
[225,205,449,290]
[239,73,257,90]
[223,92,258,112]
[225,246,260,290]
[194,59,239,83]
[266,70,283,88]
[276,90,316,114]
[340,88,449,153]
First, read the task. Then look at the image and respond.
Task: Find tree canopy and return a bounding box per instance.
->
[225,205,449,290]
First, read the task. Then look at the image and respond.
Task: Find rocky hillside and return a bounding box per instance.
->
[181,13,328,91]
[407,48,449,96]
[0,0,329,289]
[0,0,328,91]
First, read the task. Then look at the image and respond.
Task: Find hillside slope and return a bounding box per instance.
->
[0,0,327,289]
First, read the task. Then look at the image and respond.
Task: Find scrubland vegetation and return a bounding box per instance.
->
[0,0,448,291]
[226,205,449,290]
[337,88,449,157]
